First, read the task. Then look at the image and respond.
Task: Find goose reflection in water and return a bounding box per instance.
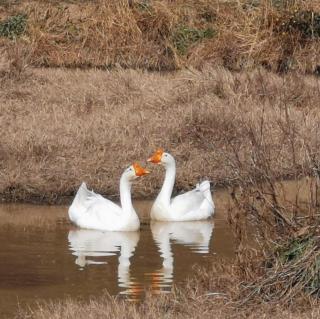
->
[149,220,214,293]
[68,229,142,297]
[67,221,214,298]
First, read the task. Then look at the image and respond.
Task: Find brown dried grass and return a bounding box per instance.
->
[0,0,320,72]
[16,264,320,319]
[1,65,320,203]
[222,86,320,305]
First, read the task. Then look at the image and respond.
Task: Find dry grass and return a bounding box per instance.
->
[16,264,320,319]
[220,81,320,305]
[1,66,320,202]
[0,0,319,72]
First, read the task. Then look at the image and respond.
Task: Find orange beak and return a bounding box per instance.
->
[147,148,164,164]
[133,162,150,177]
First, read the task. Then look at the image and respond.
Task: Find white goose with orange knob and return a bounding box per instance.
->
[148,149,214,221]
[68,163,149,231]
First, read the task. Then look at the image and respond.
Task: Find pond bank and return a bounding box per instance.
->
[1,1,320,73]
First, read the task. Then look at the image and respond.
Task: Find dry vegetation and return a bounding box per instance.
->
[0,65,319,202]
[0,0,319,72]
[16,264,320,319]
[1,1,320,318]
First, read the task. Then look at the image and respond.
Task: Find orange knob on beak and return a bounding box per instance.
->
[147,148,164,164]
[133,162,150,177]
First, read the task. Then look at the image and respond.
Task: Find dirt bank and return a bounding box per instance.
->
[1,0,320,73]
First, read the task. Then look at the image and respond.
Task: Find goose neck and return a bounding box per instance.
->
[158,161,176,204]
[120,175,134,214]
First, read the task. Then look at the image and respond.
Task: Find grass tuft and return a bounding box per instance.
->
[239,231,320,303]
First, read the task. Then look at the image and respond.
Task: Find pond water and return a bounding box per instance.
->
[0,177,315,318]
[0,192,234,318]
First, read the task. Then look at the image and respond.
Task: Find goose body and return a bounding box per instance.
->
[148,150,214,221]
[68,163,149,231]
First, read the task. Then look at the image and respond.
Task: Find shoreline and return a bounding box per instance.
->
[0,173,307,205]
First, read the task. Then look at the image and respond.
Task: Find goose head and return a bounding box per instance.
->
[123,162,150,182]
[147,149,175,167]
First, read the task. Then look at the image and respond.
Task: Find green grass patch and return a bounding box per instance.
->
[172,25,216,55]
[0,14,27,39]
[278,236,314,263]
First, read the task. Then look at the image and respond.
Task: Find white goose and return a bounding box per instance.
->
[68,163,149,231]
[148,149,214,221]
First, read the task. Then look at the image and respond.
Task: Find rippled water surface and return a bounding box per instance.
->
[0,191,234,318]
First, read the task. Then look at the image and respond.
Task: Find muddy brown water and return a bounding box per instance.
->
[0,179,313,318]
[0,189,234,318]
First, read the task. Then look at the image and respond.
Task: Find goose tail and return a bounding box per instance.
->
[198,180,211,193]
[198,180,215,215]
[73,182,91,206]
[68,182,92,223]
